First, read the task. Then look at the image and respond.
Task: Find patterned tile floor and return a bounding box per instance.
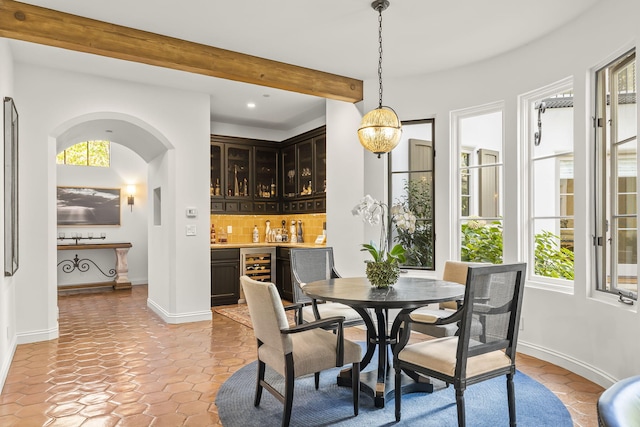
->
[0,285,603,426]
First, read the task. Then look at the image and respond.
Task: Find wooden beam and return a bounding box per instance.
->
[0,0,363,103]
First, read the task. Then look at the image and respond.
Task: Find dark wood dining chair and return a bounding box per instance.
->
[393,263,527,427]
[410,261,484,338]
[240,275,361,427]
[290,247,365,328]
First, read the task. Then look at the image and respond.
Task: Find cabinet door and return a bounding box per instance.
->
[254,146,278,201]
[297,140,313,196]
[211,260,240,306]
[225,144,252,198]
[282,145,296,198]
[313,135,326,195]
[277,248,293,301]
[210,143,224,198]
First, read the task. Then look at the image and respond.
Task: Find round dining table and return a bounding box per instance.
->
[302,276,465,408]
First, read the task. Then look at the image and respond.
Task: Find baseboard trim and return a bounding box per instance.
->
[0,336,17,393]
[518,340,617,388]
[146,298,212,324]
[16,326,59,345]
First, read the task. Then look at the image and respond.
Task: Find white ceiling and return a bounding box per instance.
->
[9,0,600,131]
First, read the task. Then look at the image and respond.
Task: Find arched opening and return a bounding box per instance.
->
[51,112,173,301]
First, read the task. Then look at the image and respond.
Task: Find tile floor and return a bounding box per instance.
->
[0,285,603,426]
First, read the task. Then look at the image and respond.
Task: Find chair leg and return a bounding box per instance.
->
[507,372,517,427]
[394,367,402,422]
[455,387,466,427]
[314,372,320,390]
[254,359,265,407]
[352,362,360,416]
[283,355,295,427]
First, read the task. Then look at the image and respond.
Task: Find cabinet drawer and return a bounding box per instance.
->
[266,202,279,212]
[211,201,224,212]
[282,202,291,212]
[224,202,238,212]
[211,248,240,261]
[305,201,314,210]
[239,202,253,212]
[253,202,266,212]
[277,247,291,259]
[314,198,325,211]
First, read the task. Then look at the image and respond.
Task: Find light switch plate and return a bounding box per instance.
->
[227,225,232,233]
[186,225,197,236]
[186,208,198,218]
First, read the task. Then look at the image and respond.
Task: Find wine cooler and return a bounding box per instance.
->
[240,247,276,302]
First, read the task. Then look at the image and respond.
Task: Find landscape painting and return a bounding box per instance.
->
[57,187,121,226]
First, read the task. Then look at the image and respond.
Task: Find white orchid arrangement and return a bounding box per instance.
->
[352,195,406,264]
[390,204,417,234]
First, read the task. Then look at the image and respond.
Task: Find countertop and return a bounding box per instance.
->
[210,242,325,249]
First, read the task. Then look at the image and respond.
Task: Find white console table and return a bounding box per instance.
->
[57,242,132,290]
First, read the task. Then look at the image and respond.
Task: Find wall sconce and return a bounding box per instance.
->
[126,184,136,211]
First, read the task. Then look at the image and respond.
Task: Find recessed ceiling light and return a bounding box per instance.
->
[105,129,113,133]
[247,102,256,108]
[263,94,270,98]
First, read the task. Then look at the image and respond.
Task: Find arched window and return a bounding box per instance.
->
[56,141,110,167]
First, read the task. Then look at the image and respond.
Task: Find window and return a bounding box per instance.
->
[526,83,575,283]
[389,119,435,269]
[594,49,637,299]
[56,140,110,167]
[453,104,504,264]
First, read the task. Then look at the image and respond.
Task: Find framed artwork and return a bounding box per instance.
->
[4,97,18,276]
[57,187,121,226]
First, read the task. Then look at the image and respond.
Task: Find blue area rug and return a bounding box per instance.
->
[216,360,572,427]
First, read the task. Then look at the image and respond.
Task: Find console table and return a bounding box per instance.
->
[57,242,133,290]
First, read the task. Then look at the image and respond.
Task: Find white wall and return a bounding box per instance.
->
[0,39,17,392]
[12,63,212,350]
[56,143,149,286]
[372,0,639,386]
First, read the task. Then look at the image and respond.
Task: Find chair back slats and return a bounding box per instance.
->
[455,263,526,377]
[290,248,336,304]
[240,276,293,354]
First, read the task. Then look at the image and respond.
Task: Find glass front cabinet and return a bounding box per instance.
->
[210,126,326,214]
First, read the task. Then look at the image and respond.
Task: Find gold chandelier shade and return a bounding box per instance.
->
[357,106,402,157]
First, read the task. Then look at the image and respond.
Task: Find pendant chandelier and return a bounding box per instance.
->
[357,0,402,158]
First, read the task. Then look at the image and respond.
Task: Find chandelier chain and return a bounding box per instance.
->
[377,6,384,108]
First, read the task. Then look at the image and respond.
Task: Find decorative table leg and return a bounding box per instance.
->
[114,247,132,289]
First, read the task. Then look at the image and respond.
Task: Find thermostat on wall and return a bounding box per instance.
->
[186,208,198,218]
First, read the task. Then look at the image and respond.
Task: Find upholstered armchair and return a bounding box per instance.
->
[393,263,527,427]
[410,261,484,338]
[290,247,365,328]
[240,275,362,427]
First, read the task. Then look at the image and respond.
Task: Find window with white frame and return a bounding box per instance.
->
[527,84,575,283]
[453,104,504,264]
[594,49,637,300]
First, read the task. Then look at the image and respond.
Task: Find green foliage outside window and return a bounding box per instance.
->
[391,178,434,269]
[56,141,110,167]
[461,220,574,280]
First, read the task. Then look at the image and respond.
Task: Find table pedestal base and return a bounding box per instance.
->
[338,368,436,408]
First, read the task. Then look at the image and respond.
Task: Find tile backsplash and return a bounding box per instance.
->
[210,213,326,244]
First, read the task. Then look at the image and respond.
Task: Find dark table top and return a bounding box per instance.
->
[303,276,465,310]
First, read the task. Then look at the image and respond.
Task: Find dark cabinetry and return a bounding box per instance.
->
[281,127,326,214]
[276,247,293,301]
[211,126,326,214]
[210,135,279,214]
[211,248,240,306]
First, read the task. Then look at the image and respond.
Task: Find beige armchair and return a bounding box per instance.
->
[290,248,365,328]
[409,261,474,337]
[240,275,362,427]
[393,263,527,426]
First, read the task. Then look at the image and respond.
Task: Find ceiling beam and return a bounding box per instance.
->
[0,0,363,103]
